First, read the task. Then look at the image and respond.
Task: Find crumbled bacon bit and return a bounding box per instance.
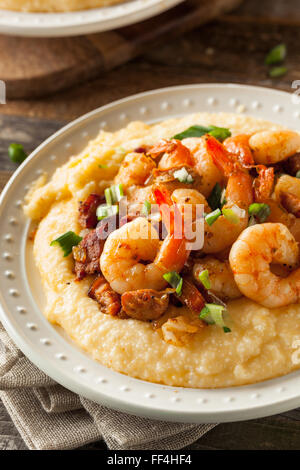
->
[174,279,206,313]
[73,229,104,280]
[88,276,121,316]
[78,193,105,229]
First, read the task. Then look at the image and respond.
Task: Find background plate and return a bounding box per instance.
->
[1,84,300,424]
[0,0,183,37]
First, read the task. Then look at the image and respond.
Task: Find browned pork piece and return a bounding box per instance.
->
[283,153,300,175]
[174,279,206,314]
[121,289,169,321]
[78,193,104,228]
[73,229,104,279]
[280,192,300,218]
[88,276,121,316]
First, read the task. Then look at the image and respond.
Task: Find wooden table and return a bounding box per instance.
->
[1,0,300,450]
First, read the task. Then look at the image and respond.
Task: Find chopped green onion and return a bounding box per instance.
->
[208,125,231,142]
[173,125,211,140]
[200,303,228,330]
[142,200,151,216]
[220,188,227,208]
[265,44,286,65]
[163,271,183,296]
[98,163,108,169]
[223,326,231,333]
[8,143,28,164]
[105,187,113,205]
[173,125,231,142]
[50,231,82,257]
[296,170,300,179]
[198,269,211,289]
[96,204,119,221]
[269,66,287,78]
[173,167,194,184]
[222,205,245,224]
[105,184,124,205]
[248,203,271,223]
[112,183,124,202]
[205,208,221,226]
[207,183,223,210]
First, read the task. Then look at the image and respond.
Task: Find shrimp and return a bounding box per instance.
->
[114,151,156,188]
[182,137,224,197]
[249,130,300,165]
[229,223,300,308]
[171,166,253,254]
[100,217,188,294]
[161,315,205,347]
[223,134,254,167]
[274,174,300,201]
[148,139,194,170]
[265,198,300,242]
[202,136,254,253]
[171,188,208,226]
[254,166,274,202]
[273,174,300,218]
[193,257,241,300]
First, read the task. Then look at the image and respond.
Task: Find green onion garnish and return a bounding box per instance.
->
[200,303,229,331]
[222,205,245,224]
[173,125,231,142]
[50,231,82,257]
[105,187,113,205]
[296,171,300,179]
[105,184,124,205]
[96,204,119,221]
[269,66,287,78]
[265,44,286,65]
[208,125,232,142]
[142,200,151,216]
[8,143,28,164]
[198,269,211,289]
[220,188,227,208]
[173,167,194,184]
[163,271,183,296]
[98,163,108,169]
[205,208,221,226]
[223,326,231,333]
[207,182,223,210]
[248,203,271,223]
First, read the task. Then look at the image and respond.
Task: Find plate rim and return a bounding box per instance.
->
[1,83,300,424]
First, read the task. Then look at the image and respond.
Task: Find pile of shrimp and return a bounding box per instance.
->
[73,126,300,346]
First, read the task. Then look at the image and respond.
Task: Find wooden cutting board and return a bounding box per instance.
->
[0,0,242,99]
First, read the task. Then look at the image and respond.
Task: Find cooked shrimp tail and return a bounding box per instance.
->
[223,134,254,167]
[148,139,194,170]
[254,166,274,202]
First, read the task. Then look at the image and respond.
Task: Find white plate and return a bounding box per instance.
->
[0,0,183,37]
[1,84,300,424]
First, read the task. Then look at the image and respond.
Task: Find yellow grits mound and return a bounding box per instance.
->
[0,0,124,12]
[24,112,300,388]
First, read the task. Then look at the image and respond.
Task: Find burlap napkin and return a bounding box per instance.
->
[0,322,216,450]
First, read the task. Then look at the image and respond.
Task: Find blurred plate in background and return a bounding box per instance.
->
[0,0,184,37]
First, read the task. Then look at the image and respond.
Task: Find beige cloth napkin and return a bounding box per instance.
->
[0,322,216,450]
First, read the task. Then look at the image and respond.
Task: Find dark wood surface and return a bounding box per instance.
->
[1,0,300,451]
[0,0,242,99]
